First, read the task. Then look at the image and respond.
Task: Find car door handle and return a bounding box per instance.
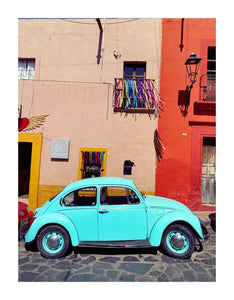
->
[99,209,109,214]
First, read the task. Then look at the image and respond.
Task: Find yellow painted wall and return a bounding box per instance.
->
[38,184,65,207]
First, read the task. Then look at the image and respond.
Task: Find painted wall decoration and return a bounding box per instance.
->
[18,114,49,132]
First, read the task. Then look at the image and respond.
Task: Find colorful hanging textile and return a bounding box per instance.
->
[89,152,92,163]
[95,152,97,164]
[114,78,123,108]
[81,151,104,166]
[114,78,163,110]
[100,152,104,165]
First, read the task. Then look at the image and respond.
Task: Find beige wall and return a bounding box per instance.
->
[18,18,162,194]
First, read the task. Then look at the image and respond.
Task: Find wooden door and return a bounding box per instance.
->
[201,137,216,204]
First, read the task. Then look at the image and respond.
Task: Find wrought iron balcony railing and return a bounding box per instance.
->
[114,78,163,113]
[199,74,216,102]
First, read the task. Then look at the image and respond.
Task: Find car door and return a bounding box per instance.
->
[98,186,147,241]
[59,186,98,241]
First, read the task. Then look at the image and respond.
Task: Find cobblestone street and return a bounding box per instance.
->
[18,218,215,282]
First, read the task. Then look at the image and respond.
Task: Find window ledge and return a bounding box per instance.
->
[114,107,155,114]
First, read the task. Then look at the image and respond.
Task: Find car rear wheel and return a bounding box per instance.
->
[37,225,70,258]
[161,224,195,259]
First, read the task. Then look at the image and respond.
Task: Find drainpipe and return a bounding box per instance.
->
[96,18,106,81]
[96,18,103,32]
[179,18,184,52]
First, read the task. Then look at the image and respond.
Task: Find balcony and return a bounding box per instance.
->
[114,78,163,114]
[200,74,216,102]
[194,74,216,116]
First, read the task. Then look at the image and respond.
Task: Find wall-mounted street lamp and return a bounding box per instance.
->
[185,53,202,85]
[184,53,202,107]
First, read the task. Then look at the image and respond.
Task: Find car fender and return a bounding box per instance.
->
[24,212,80,246]
[149,210,203,247]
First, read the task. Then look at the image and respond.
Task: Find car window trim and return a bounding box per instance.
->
[99,185,143,206]
[61,186,98,207]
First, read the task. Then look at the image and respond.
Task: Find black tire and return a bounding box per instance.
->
[161,224,195,259]
[37,225,70,258]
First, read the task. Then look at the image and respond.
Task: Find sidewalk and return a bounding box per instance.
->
[193,211,216,223]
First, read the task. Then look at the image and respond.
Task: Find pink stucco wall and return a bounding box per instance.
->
[18,19,162,193]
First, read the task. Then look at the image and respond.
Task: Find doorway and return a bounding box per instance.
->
[18,142,32,196]
[201,137,216,204]
[18,133,42,210]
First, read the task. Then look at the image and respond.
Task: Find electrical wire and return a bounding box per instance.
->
[19,18,164,26]
[27,78,114,86]
[60,18,141,25]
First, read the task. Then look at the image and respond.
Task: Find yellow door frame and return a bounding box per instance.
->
[18,133,42,210]
[78,147,107,180]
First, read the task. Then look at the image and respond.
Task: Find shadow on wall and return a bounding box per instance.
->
[178,90,189,117]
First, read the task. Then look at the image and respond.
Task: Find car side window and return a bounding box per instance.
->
[100,187,140,205]
[63,187,97,206]
[127,188,140,204]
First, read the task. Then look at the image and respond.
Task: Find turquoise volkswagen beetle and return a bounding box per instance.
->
[25,177,204,259]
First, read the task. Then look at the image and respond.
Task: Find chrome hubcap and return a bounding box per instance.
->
[166,230,189,253]
[170,233,186,249]
[46,234,61,250]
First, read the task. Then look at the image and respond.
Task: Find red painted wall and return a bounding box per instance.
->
[156,18,216,211]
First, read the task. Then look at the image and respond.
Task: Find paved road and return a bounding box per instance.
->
[18,219,215,282]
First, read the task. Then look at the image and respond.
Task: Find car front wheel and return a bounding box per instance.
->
[161,224,195,259]
[37,225,70,258]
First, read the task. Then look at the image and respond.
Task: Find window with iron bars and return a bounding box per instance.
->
[206,47,216,101]
[207,47,216,79]
[200,47,216,101]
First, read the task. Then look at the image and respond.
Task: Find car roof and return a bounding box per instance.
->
[63,177,136,192]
